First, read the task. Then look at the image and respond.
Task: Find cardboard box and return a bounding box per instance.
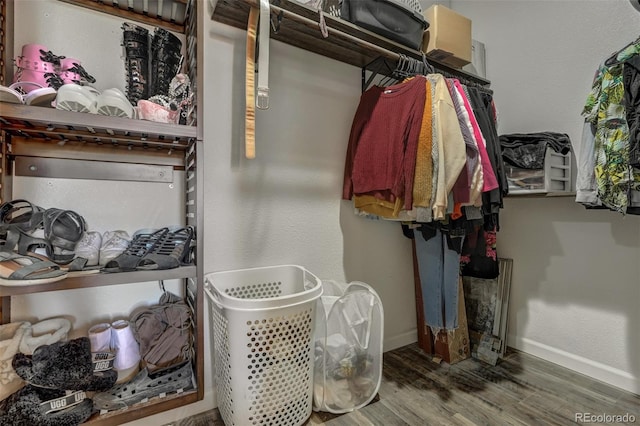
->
[432,277,470,364]
[422,5,472,68]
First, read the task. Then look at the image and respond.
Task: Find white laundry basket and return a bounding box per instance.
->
[204,265,323,426]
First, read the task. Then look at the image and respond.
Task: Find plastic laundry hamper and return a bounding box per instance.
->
[313,280,384,414]
[204,265,323,426]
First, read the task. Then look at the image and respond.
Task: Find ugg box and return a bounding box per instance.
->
[422,5,472,68]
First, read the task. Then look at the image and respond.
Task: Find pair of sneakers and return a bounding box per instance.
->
[75,230,131,267]
[55,84,135,118]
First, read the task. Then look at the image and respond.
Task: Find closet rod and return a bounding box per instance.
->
[240,0,490,86]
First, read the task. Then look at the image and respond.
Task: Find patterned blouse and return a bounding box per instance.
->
[583,43,640,213]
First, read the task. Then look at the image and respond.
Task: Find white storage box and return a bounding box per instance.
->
[506,148,572,194]
[204,265,323,426]
[313,280,383,414]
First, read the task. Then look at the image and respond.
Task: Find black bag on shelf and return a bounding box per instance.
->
[341,0,429,50]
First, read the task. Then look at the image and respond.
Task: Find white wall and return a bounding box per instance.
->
[453,0,640,394]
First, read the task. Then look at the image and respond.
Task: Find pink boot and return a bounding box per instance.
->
[13,44,64,91]
[58,57,96,86]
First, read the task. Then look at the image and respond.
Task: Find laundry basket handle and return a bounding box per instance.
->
[204,278,224,310]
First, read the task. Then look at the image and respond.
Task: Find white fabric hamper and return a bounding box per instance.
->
[204,265,323,426]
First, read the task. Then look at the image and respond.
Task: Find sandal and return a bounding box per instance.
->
[42,208,87,264]
[0,82,57,107]
[102,228,169,273]
[92,361,194,412]
[0,199,45,233]
[136,227,194,270]
[0,200,50,255]
[0,251,67,286]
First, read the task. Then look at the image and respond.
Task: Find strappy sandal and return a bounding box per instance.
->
[0,199,45,233]
[0,251,67,286]
[102,228,169,273]
[136,227,194,271]
[42,208,87,264]
[0,200,50,255]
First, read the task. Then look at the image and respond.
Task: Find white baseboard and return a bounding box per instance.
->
[384,329,418,352]
[508,334,639,395]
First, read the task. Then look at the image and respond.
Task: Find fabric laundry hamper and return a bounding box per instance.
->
[204,265,323,426]
[313,280,384,414]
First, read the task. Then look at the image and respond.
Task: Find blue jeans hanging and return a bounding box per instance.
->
[414,224,464,335]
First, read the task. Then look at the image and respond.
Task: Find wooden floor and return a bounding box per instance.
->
[169,343,639,426]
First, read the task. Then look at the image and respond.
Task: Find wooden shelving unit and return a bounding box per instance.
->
[0,0,205,424]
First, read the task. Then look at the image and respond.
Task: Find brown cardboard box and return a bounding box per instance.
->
[422,5,472,68]
[432,277,470,364]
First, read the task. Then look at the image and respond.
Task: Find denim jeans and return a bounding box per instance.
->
[414,226,463,333]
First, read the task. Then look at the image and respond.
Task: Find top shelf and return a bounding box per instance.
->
[210,0,490,86]
[1,103,197,150]
[58,0,190,33]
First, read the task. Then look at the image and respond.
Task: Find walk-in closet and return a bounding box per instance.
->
[1,0,638,425]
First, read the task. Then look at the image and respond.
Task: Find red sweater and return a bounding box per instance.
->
[342,85,384,201]
[347,77,426,210]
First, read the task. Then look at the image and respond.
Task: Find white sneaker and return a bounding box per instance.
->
[55,83,99,113]
[75,231,102,266]
[100,231,131,266]
[96,88,134,118]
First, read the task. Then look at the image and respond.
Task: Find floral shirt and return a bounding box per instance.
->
[583,44,640,213]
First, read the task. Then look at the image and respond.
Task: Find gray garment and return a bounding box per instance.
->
[131,293,193,372]
[446,78,479,181]
[575,121,602,206]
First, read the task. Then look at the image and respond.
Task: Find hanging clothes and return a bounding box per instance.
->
[581,41,640,214]
[343,76,426,215]
[342,63,505,332]
[623,54,640,168]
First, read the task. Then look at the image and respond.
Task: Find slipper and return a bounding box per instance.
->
[0,82,56,107]
[96,88,135,118]
[0,251,67,286]
[0,384,94,425]
[13,337,117,391]
[55,83,99,113]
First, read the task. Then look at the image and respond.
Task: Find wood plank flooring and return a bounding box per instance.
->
[167,343,639,426]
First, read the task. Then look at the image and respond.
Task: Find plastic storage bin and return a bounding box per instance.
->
[341,0,429,50]
[204,265,323,426]
[505,147,572,194]
[313,280,384,414]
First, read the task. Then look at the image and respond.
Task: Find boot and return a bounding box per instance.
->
[13,44,65,91]
[122,22,150,105]
[150,28,182,98]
